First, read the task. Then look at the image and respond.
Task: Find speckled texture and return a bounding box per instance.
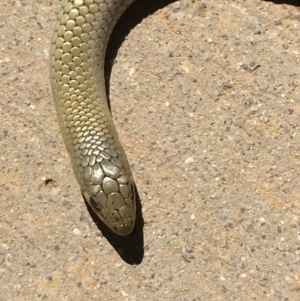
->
[1,0,300,300]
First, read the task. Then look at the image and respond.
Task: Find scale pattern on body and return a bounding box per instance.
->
[49,0,137,235]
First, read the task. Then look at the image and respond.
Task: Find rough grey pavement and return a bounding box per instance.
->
[1,0,300,300]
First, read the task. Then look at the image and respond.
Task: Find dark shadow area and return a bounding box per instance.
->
[85,185,144,265]
[264,0,300,6]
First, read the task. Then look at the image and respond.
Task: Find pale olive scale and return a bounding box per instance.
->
[49,0,137,235]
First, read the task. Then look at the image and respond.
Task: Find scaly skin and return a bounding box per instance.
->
[49,0,136,235]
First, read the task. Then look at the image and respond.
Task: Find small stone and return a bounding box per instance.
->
[73,228,81,235]
[68,253,78,261]
[129,67,135,76]
[185,157,194,164]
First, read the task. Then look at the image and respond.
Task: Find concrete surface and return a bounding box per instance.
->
[1,0,300,300]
